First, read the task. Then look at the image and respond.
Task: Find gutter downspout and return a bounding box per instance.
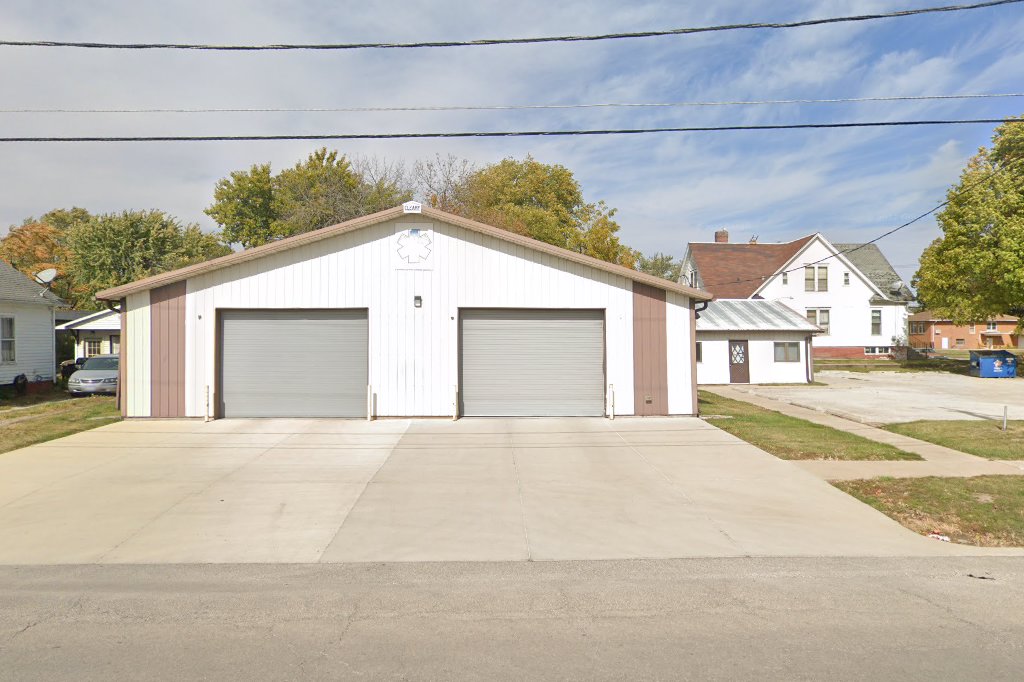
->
[806,335,815,383]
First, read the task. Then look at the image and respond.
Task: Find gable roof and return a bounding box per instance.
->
[832,244,914,302]
[684,235,815,299]
[696,299,820,333]
[55,307,120,331]
[96,205,711,302]
[0,260,63,306]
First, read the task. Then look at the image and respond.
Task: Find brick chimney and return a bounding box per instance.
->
[714,229,729,243]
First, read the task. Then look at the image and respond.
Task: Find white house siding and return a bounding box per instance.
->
[125,291,151,417]
[697,331,811,384]
[755,238,907,350]
[171,217,674,418]
[665,291,695,414]
[0,303,55,384]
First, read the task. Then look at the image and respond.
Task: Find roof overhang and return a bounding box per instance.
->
[96,206,712,302]
[54,308,120,331]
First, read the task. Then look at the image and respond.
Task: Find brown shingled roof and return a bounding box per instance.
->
[688,235,815,299]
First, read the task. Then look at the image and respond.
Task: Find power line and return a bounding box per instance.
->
[2,0,1019,51]
[0,118,1019,143]
[4,92,1023,115]
[701,155,1023,289]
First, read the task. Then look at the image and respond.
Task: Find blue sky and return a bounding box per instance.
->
[1,0,1022,282]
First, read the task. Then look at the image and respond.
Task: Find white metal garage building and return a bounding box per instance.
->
[97,203,711,419]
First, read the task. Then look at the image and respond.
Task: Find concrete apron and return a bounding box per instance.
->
[0,417,1018,564]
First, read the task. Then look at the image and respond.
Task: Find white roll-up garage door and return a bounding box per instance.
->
[459,309,605,417]
[218,309,368,418]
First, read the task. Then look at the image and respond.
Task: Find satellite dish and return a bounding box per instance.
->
[890,280,904,293]
[34,268,58,285]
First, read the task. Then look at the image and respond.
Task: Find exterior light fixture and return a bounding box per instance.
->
[414,296,422,308]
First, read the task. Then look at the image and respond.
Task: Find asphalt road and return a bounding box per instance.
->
[2,558,1023,680]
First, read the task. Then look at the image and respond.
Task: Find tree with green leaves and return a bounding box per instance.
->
[205,163,274,248]
[206,149,413,248]
[63,210,230,308]
[453,155,637,268]
[915,117,1024,326]
[636,252,682,281]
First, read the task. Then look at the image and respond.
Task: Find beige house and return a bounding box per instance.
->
[55,308,121,359]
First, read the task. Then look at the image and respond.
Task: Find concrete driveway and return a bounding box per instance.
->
[0,417,1012,564]
[740,370,1024,424]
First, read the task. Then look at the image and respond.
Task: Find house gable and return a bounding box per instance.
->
[750,234,887,300]
[681,235,814,299]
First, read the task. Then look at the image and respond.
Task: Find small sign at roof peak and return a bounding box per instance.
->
[403,201,422,214]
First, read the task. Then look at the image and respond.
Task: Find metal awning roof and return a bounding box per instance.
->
[696,299,821,333]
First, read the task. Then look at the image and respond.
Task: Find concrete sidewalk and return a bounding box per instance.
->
[706,386,1024,481]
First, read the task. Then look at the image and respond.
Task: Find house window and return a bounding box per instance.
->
[865,346,892,355]
[696,342,702,363]
[987,321,998,332]
[806,308,830,335]
[781,272,788,285]
[910,322,926,335]
[969,324,976,334]
[871,309,882,336]
[955,339,966,348]
[110,335,120,355]
[688,271,696,287]
[843,272,850,286]
[774,342,800,362]
[84,339,102,356]
[804,266,828,292]
[0,316,14,363]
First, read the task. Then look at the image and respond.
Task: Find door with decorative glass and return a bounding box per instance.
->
[729,340,750,383]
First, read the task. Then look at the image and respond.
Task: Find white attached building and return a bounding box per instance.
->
[681,231,913,359]
[696,300,820,384]
[1,260,61,388]
[55,308,121,359]
[97,204,711,419]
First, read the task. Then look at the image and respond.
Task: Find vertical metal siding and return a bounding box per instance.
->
[118,297,126,417]
[459,309,605,417]
[150,281,186,418]
[125,291,151,417]
[184,217,643,417]
[632,283,668,416]
[218,309,368,418]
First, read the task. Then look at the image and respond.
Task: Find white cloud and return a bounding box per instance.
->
[0,0,1020,291]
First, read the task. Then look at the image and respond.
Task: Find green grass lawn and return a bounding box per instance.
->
[884,420,1024,460]
[815,358,971,375]
[836,476,1024,547]
[698,391,920,461]
[0,396,119,455]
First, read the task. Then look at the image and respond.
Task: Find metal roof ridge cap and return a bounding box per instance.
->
[96,204,712,301]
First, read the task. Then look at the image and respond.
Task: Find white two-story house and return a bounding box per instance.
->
[681,230,913,359]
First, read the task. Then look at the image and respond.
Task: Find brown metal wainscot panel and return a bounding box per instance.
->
[632,282,668,416]
[149,281,186,418]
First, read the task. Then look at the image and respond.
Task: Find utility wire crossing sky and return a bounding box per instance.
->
[0,0,1019,51]
[3,92,1022,115]
[1,118,1020,143]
